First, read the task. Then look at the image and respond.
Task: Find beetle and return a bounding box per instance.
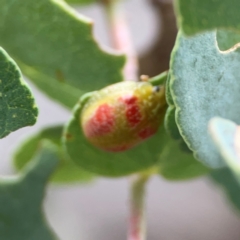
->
[80,81,166,152]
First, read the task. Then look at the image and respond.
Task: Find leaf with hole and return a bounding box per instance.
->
[169,31,240,168]
[0,0,125,108]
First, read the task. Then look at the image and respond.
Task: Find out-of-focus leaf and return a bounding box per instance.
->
[0,0,125,107]
[164,106,181,141]
[165,72,174,106]
[159,132,209,180]
[164,74,191,154]
[19,62,84,109]
[14,125,94,184]
[209,117,240,181]
[211,168,240,212]
[0,47,38,138]
[169,31,240,168]
[65,0,97,4]
[160,71,179,140]
[217,30,240,51]
[175,0,240,35]
[63,97,168,177]
[0,141,59,240]
[148,71,168,86]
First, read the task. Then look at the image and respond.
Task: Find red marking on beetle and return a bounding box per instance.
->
[138,127,156,139]
[85,104,114,137]
[119,95,142,127]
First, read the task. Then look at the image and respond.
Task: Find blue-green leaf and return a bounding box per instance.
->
[169,31,240,168]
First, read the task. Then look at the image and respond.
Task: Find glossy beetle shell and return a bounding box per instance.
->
[80,81,166,152]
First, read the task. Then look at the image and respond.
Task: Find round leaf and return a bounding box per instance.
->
[169,31,240,168]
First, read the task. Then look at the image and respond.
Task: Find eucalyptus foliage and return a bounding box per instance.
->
[0,0,240,238]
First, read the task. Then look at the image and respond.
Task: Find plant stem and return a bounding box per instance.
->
[102,2,150,240]
[102,0,139,81]
[128,173,150,240]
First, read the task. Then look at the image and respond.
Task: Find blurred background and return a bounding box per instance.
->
[1,0,240,239]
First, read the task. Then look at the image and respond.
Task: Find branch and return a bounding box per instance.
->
[102,0,139,81]
[128,174,150,240]
[139,0,177,76]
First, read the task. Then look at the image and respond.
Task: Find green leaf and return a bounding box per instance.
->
[0,47,38,138]
[175,0,240,35]
[209,117,240,181]
[65,0,97,4]
[63,98,168,177]
[164,106,191,154]
[164,71,183,142]
[217,30,240,51]
[164,106,181,141]
[165,72,174,106]
[18,62,84,109]
[164,75,192,154]
[13,125,94,184]
[169,31,240,168]
[148,71,168,86]
[161,105,209,180]
[0,141,58,240]
[159,135,209,180]
[0,0,125,107]
[211,168,240,212]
